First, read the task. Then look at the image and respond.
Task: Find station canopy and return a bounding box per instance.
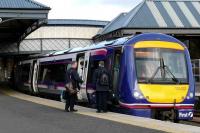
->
[0,0,50,44]
[95,0,200,41]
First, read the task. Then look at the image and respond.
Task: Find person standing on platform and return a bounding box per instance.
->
[93,61,111,113]
[65,61,83,112]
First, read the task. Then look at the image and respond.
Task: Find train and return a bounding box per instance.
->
[14,33,195,122]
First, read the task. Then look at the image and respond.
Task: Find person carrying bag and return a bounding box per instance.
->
[65,75,77,95]
[65,61,83,112]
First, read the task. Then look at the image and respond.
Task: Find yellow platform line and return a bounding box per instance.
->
[0,87,199,133]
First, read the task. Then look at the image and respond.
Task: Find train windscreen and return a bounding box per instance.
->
[135,48,188,84]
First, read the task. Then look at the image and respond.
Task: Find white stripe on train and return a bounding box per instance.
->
[119,101,194,107]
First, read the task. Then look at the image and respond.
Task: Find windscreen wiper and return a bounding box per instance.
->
[147,58,164,83]
[147,58,180,84]
[147,66,161,83]
[164,65,180,84]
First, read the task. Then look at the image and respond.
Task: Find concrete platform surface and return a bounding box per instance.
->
[0,87,200,133]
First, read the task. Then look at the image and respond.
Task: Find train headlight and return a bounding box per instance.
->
[133,91,140,98]
[186,92,194,99]
[133,91,144,99]
[189,93,194,98]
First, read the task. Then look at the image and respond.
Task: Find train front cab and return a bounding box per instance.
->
[118,33,195,121]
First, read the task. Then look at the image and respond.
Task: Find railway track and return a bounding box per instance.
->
[190,111,200,125]
[192,117,200,123]
[180,112,200,127]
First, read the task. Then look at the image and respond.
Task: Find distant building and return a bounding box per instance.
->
[0,0,50,82]
[93,0,200,91]
[94,0,200,59]
[19,19,109,54]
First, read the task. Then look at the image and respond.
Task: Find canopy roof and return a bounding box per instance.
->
[0,0,50,44]
[96,0,200,41]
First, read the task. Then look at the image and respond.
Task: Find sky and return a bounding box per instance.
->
[35,0,143,21]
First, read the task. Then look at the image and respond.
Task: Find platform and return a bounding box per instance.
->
[0,87,200,133]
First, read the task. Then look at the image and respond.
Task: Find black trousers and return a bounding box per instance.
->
[96,91,108,112]
[65,93,76,111]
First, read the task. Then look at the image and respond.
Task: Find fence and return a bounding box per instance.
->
[192,59,200,96]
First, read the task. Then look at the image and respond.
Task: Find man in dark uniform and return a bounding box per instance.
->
[93,61,111,113]
[65,61,83,112]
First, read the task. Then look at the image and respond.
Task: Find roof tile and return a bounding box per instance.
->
[0,0,50,9]
[100,0,200,35]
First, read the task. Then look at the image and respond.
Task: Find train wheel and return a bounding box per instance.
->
[171,110,179,123]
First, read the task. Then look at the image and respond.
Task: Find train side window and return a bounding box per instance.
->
[38,65,47,83]
[43,66,52,82]
[54,64,66,82]
[38,64,66,84]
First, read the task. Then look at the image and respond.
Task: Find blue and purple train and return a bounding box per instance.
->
[15,33,195,121]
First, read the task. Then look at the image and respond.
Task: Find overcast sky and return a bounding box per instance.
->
[35,0,143,21]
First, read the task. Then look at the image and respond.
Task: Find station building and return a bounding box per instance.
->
[0,1,108,83]
[94,0,200,88]
[0,18,108,82]
[95,0,200,58]
[19,19,108,54]
[0,0,50,82]
[0,0,200,89]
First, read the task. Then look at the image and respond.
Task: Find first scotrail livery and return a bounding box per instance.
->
[15,33,195,122]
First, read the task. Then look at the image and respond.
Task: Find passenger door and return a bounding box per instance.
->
[112,48,122,101]
[31,60,39,94]
[77,52,90,101]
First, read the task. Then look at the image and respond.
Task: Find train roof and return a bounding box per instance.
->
[41,36,130,56]
[28,33,186,60]
[49,33,186,57]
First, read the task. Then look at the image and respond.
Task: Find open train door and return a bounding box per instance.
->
[77,51,90,102]
[31,60,39,94]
